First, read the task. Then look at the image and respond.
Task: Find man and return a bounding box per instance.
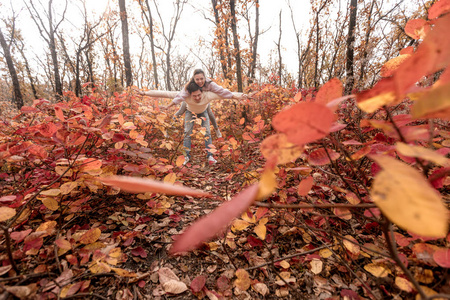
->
[140,82,246,165]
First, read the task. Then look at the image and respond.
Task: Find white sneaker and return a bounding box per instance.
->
[215,129,222,138]
[183,156,190,165]
[208,156,217,164]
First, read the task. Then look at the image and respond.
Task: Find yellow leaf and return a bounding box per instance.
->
[89,261,111,274]
[396,142,450,166]
[343,235,360,256]
[163,173,177,184]
[79,228,101,244]
[279,260,290,269]
[111,267,137,277]
[176,155,185,167]
[370,155,448,237]
[36,221,57,235]
[231,219,251,232]
[41,189,61,197]
[412,83,450,120]
[319,248,333,259]
[358,91,397,113]
[234,269,251,291]
[254,222,267,240]
[257,167,277,200]
[395,277,415,293]
[0,207,16,222]
[41,198,59,211]
[310,259,323,274]
[260,134,304,164]
[415,286,444,300]
[380,54,412,77]
[364,263,391,278]
[60,182,78,195]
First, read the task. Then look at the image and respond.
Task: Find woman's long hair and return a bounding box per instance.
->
[184,69,211,90]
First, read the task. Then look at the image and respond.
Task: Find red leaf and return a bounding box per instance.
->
[340,289,360,300]
[429,0,450,19]
[190,275,206,293]
[54,107,65,122]
[272,102,334,146]
[131,246,147,258]
[10,229,33,243]
[216,276,230,292]
[169,185,259,254]
[247,235,264,247]
[298,176,314,196]
[307,148,340,166]
[433,248,450,268]
[404,19,430,39]
[100,176,211,198]
[315,78,343,105]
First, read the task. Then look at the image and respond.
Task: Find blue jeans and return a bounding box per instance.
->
[184,110,213,158]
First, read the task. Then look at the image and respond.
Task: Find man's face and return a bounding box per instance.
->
[191,90,202,103]
[194,74,206,87]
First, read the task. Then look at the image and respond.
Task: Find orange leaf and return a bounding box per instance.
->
[272,102,334,146]
[80,158,102,172]
[234,269,251,291]
[315,78,343,105]
[380,55,411,78]
[297,176,313,196]
[307,148,340,166]
[260,134,304,164]
[54,107,65,122]
[170,185,259,254]
[429,0,450,19]
[100,176,211,197]
[80,228,101,244]
[0,207,16,222]
[405,19,430,39]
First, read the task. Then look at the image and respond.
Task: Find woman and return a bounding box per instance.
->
[172,69,242,138]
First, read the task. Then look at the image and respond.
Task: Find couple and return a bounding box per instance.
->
[138,69,249,165]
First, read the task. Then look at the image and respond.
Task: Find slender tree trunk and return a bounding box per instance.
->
[345,0,358,95]
[119,0,133,87]
[48,0,63,97]
[249,0,259,83]
[277,10,282,86]
[143,0,159,88]
[16,41,38,99]
[0,28,24,109]
[230,0,243,92]
[211,0,229,80]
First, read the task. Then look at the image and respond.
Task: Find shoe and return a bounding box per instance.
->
[183,156,190,165]
[208,156,217,164]
[215,129,222,138]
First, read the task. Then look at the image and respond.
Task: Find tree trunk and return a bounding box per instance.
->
[345,0,358,95]
[248,0,259,83]
[0,28,24,109]
[277,10,282,86]
[143,0,159,88]
[211,0,229,80]
[48,0,63,97]
[230,0,243,92]
[119,0,133,87]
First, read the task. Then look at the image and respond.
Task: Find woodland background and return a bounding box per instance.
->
[1,0,450,300]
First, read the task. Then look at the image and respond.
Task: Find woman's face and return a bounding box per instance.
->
[193,73,206,87]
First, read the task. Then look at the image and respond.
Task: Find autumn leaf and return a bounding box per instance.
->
[433,248,450,268]
[404,19,430,40]
[79,158,102,172]
[343,235,360,256]
[307,148,340,166]
[395,277,415,293]
[234,269,251,291]
[41,198,59,211]
[100,176,211,197]
[272,102,334,146]
[163,173,177,184]
[260,133,304,164]
[315,78,343,105]
[412,82,450,120]
[191,275,206,293]
[169,185,258,254]
[396,142,450,166]
[79,228,101,244]
[60,182,78,195]
[370,155,448,237]
[256,163,277,200]
[429,0,450,19]
[0,207,16,222]
[254,218,268,240]
[364,263,392,278]
[297,176,314,196]
[380,54,411,77]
